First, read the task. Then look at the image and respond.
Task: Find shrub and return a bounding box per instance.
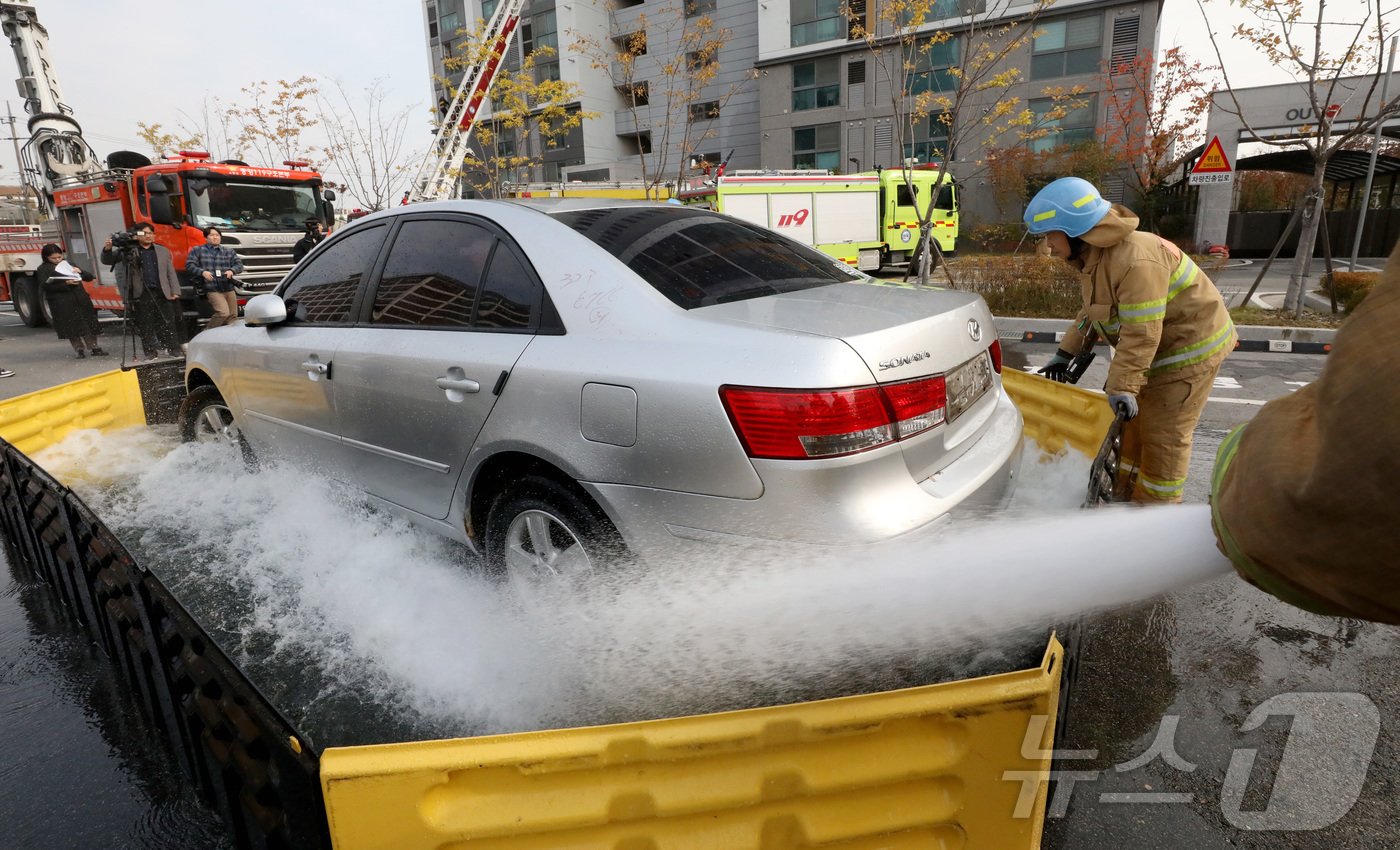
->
[1327,271,1379,313]
[947,254,1082,318]
[963,222,1026,253]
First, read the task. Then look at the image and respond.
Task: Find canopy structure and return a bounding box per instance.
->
[1235,148,1400,182]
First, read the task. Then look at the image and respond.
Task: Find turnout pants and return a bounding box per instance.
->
[1113,363,1221,503]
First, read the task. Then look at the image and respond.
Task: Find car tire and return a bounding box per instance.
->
[483,474,626,583]
[12,276,48,328]
[179,385,256,467]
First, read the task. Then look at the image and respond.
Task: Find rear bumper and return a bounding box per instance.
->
[586,387,1024,559]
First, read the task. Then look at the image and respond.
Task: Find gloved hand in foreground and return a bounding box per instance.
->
[1037,349,1075,382]
[1108,392,1138,420]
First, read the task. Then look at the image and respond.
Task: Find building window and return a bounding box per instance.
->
[619,81,649,107]
[481,0,499,21]
[906,38,958,96]
[687,0,717,16]
[687,48,719,72]
[794,122,840,170]
[533,10,558,51]
[791,0,843,47]
[1032,14,1101,80]
[793,57,840,111]
[689,101,721,122]
[615,31,647,55]
[428,3,439,40]
[903,113,950,163]
[1028,95,1097,152]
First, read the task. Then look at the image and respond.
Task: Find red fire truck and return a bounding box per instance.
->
[0,1,334,328]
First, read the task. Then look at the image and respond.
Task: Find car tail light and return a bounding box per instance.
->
[989,339,1003,374]
[720,374,948,460]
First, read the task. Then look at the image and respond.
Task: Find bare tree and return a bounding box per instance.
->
[316,79,419,211]
[230,76,321,166]
[1101,47,1218,229]
[1196,0,1400,316]
[175,95,242,162]
[854,0,1079,285]
[574,1,757,198]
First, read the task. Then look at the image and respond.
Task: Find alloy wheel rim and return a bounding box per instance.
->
[195,403,242,446]
[504,509,593,582]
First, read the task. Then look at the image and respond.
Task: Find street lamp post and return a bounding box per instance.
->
[1350,36,1398,271]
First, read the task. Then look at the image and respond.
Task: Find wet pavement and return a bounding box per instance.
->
[1006,340,1400,850]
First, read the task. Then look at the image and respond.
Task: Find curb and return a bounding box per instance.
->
[995,317,1336,355]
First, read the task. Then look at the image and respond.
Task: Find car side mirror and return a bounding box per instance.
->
[323,189,336,201]
[147,175,170,194]
[244,293,288,327]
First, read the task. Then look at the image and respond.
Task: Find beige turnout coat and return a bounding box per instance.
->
[1061,206,1236,396]
[1212,240,1400,624]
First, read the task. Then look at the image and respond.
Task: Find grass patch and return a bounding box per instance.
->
[1228,306,1345,329]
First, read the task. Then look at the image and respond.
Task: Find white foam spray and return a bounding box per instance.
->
[36,429,1232,739]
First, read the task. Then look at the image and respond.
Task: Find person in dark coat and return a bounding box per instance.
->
[37,243,106,358]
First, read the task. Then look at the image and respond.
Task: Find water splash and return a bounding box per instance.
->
[36,428,1230,741]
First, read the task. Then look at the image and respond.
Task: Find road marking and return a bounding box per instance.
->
[1209,397,1266,406]
[1214,376,1242,389]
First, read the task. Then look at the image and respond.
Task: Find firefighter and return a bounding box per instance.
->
[1212,240,1399,624]
[1025,177,1236,503]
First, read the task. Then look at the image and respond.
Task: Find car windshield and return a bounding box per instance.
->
[188,178,321,232]
[551,206,864,309]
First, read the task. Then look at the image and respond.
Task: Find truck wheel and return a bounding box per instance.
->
[179,385,256,467]
[11,276,47,328]
[483,475,626,584]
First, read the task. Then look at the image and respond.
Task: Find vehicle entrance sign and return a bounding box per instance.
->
[1189,136,1234,185]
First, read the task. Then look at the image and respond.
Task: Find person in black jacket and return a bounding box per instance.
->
[36,243,106,358]
[291,219,326,263]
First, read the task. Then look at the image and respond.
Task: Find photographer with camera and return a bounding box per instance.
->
[102,223,183,361]
[291,218,326,264]
[186,225,244,329]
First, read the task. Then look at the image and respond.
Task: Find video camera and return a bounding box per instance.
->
[108,230,140,251]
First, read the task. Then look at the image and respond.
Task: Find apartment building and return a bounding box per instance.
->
[421,0,1158,221]
[756,0,1161,221]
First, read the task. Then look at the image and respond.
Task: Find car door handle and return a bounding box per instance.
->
[435,376,480,393]
[301,360,329,375]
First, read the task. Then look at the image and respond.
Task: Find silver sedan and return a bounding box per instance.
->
[180,199,1022,580]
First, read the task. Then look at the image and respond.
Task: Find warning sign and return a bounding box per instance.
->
[1188,135,1233,185]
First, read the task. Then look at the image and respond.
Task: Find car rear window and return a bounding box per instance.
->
[551,206,863,309]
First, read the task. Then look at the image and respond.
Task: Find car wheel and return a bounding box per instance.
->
[179,385,256,467]
[12,276,48,328]
[484,475,625,583]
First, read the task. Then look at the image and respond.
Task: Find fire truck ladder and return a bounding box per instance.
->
[0,1,102,218]
[410,0,525,202]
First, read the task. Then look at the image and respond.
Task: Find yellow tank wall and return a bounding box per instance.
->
[0,369,146,456]
[1003,369,1115,458]
[319,639,1063,850]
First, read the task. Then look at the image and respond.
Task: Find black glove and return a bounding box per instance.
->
[1108,392,1139,420]
[1037,349,1075,382]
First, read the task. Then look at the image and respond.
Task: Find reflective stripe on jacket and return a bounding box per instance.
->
[1210,239,1400,624]
[1059,205,1236,395]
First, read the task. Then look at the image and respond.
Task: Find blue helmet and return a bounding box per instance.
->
[1023,177,1112,237]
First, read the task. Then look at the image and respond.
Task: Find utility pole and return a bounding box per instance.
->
[1,100,34,223]
[1349,36,1398,271]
